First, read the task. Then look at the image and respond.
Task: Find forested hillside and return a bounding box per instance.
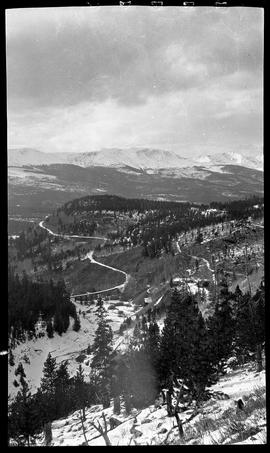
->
[47,195,264,259]
[8,268,80,345]
[8,283,265,446]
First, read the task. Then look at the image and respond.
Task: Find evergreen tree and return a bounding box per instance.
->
[111,371,121,415]
[116,320,159,410]
[53,310,65,335]
[253,285,265,371]
[114,358,131,414]
[159,289,217,402]
[74,364,91,419]
[8,365,39,446]
[146,321,160,372]
[159,302,178,389]
[90,302,113,408]
[54,361,71,417]
[46,319,54,338]
[235,284,265,371]
[73,315,81,332]
[40,353,57,393]
[207,284,235,373]
[39,353,58,421]
[128,346,158,408]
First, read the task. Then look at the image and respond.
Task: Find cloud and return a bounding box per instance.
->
[6,6,263,155]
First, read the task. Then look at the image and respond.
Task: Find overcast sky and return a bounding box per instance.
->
[6,6,263,156]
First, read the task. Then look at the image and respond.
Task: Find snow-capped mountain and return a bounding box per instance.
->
[194,152,263,171]
[8,148,65,167]
[8,148,188,169]
[8,148,263,171]
[65,148,189,169]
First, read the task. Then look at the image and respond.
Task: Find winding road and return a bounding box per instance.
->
[39,220,130,297]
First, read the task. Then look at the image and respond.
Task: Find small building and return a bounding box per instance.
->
[170,276,182,287]
[144,296,152,305]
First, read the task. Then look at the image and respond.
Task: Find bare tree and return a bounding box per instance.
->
[172,384,185,439]
[89,412,112,446]
[79,410,89,446]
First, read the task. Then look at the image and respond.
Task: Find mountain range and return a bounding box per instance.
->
[8,147,264,231]
[8,148,263,171]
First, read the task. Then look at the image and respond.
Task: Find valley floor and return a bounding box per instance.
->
[8,298,136,399]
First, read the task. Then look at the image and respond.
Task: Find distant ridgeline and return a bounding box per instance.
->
[52,194,264,222]
[47,194,264,258]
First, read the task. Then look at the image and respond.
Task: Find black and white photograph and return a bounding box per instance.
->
[6,3,265,446]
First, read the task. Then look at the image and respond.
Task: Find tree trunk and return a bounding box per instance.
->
[103,433,112,446]
[44,421,52,446]
[174,411,184,439]
[256,343,263,372]
[80,411,88,446]
[102,393,111,409]
[113,395,121,414]
[124,395,132,414]
[166,390,173,417]
[161,390,166,404]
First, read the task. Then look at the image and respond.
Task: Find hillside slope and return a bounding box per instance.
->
[32,365,265,446]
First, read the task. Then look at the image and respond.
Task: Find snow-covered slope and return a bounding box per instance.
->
[194,152,263,171]
[8,298,136,400]
[68,148,189,169]
[8,148,188,169]
[8,148,65,166]
[32,365,265,446]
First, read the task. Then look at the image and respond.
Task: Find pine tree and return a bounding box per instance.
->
[159,289,217,402]
[38,353,58,422]
[73,315,81,332]
[207,285,235,373]
[54,361,71,417]
[90,303,113,408]
[116,320,159,410]
[53,310,64,335]
[235,284,265,371]
[74,364,91,420]
[111,370,121,415]
[131,321,148,349]
[46,319,54,338]
[253,285,265,371]
[159,305,178,388]
[114,358,131,414]
[40,353,57,393]
[146,321,160,372]
[126,346,158,408]
[8,365,39,446]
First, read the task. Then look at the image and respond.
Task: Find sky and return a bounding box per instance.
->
[6,6,263,157]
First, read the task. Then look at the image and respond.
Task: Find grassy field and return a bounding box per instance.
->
[65,261,125,294]
[50,237,104,256]
[8,219,37,235]
[41,259,125,294]
[11,254,125,295]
